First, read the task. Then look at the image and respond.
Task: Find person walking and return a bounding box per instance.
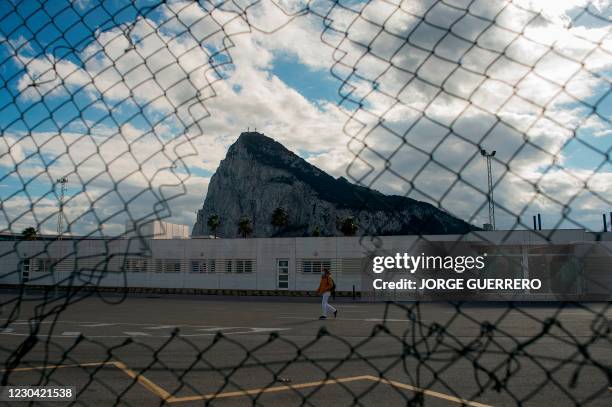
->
[317,268,337,320]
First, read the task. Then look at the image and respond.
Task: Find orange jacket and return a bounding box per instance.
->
[317,275,334,294]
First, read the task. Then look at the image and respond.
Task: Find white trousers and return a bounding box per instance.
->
[321,292,336,317]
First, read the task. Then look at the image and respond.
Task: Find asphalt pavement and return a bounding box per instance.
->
[0,292,610,406]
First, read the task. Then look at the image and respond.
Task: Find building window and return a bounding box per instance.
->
[190,259,216,273]
[155,259,181,273]
[168,260,181,273]
[35,258,55,273]
[220,260,255,273]
[188,260,254,274]
[190,260,203,273]
[235,260,254,273]
[123,258,149,273]
[300,259,332,273]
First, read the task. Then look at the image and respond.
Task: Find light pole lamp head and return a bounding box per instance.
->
[480,149,486,156]
[491,150,496,157]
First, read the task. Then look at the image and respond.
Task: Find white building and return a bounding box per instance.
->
[125,220,190,240]
[1,230,610,300]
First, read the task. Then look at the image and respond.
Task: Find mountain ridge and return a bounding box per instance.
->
[192,132,477,237]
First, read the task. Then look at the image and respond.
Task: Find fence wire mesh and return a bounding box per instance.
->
[0,0,611,405]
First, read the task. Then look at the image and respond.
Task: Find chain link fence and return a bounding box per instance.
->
[0,0,611,405]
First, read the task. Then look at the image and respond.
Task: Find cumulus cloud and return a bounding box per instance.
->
[1,0,347,235]
[0,0,610,235]
[302,0,612,228]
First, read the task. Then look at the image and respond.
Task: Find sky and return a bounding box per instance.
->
[0,0,610,237]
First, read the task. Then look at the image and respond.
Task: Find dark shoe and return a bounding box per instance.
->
[319,316,327,320]
[334,310,338,318]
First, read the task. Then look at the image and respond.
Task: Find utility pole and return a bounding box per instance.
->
[480,149,496,230]
[56,177,68,239]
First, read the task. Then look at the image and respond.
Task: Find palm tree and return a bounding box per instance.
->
[338,216,358,236]
[238,216,253,238]
[271,207,289,230]
[21,227,38,240]
[207,214,220,238]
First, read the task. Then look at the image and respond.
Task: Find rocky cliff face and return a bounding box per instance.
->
[192,132,477,237]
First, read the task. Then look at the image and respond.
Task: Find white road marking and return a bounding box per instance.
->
[364,318,411,322]
[330,305,359,308]
[278,315,414,322]
[278,316,413,322]
[196,327,291,333]
[249,328,291,333]
[144,325,177,330]
[0,319,293,338]
[197,327,239,331]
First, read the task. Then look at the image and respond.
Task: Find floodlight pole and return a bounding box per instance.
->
[56,177,68,239]
[480,149,496,230]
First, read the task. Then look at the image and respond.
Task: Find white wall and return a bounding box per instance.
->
[125,220,190,240]
[1,230,610,295]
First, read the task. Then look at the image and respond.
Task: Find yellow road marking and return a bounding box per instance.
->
[369,376,491,407]
[168,375,372,403]
[2,362,491,406]
[112,361,173,401]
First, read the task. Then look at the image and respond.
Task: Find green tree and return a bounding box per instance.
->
[271,207,289,229]
[312,225,321,237]
[21,227,38,240]
[238,216,253,238]
[207,214,220,238]
[338,216,358,236]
